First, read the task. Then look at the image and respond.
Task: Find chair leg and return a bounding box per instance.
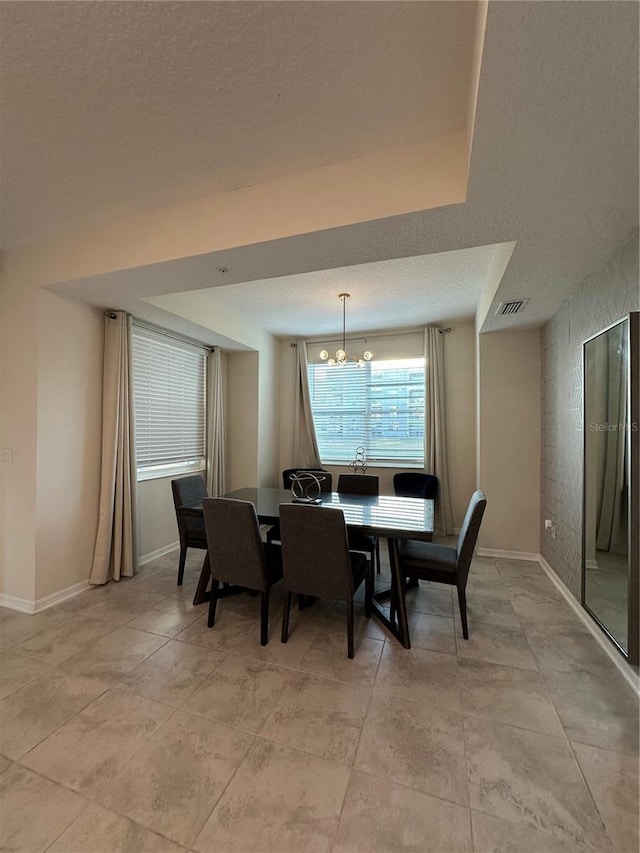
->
[375,539,381,574]
[177,546,187,586]
[281,592,292,644]
[260,590,269,646]
[207,579,220,628]
[346,598,355,659]
[457,586,469,639]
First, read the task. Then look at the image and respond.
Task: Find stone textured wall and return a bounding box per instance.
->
[540,233,639,599]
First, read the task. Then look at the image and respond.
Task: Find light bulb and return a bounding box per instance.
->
[328,358,336,365]
[319,350,328,361]
[363,350,372,361]
[336,349,346,362]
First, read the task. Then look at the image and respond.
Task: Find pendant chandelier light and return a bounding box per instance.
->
[319,293,373,367]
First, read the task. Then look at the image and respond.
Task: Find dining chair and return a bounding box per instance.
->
[393,472,438,500]
[171,475,209,585]
[279,504,372,658]
[282,468,333,492]
[394,490,487,640]
[202,498,283,646]
[268,469,334,544]
[337,473,381,574]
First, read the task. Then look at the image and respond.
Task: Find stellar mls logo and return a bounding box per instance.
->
[589,422,638,432]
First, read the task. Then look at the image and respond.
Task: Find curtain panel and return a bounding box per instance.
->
[424,327,455,536]
[90,311,138,584]
[207,347,226,496]
[293,340,322,468]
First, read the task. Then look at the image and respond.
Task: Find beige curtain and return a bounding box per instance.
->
[206,347,226,496]
[90,311,138,584]
[293,340,322,467]
[425,327,454,536]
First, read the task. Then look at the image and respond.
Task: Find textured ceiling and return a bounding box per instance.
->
[8,1,640,345]
[185,245,500,337]
[0,0,477,248]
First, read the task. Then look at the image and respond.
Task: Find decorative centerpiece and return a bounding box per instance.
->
[349,446,368,474]
[290,471,325,504]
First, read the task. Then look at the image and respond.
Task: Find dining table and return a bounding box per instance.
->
[188,486,434,648]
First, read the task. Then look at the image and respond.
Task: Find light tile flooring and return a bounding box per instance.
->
[0,547,638,852]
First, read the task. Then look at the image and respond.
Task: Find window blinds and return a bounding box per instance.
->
[132,326,207,470]
[307,357,425,465]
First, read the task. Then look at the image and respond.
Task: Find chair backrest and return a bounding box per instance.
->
[202,498,268,590]
[393,472,438,500]
[455,490,487,585]
[337,474,379,496]
[279,504,354,600]
[282,467,333,492]
[171,475,208,539]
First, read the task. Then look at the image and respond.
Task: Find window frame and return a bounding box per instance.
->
[307,354,426,467]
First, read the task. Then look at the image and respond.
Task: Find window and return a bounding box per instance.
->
[132,325,207,480]
[307,357,425,465]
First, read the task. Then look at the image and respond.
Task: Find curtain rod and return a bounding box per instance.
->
[127,316,214,352]
[294,326,453,346]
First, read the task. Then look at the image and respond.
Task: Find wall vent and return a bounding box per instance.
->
[495,298,529,316]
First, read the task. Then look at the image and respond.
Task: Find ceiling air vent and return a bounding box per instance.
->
[495,298,529,316]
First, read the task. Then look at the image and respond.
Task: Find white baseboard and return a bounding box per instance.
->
[0,593,36,614]
[0,543,181,615]
[0,579,91,615]
[138,542,179,565]
[537,555,639,696]
[476,547,540,562]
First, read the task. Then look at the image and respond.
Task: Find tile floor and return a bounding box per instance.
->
[0,546,638,852]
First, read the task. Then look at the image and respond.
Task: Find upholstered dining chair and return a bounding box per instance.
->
[282,468,333,492]
[279,504,372,658]
[337,474,381,574]
[202,498,283,646]
[171,475,209,586]
[393,472,438,500]
[394,490,487,640]
[268,468,334,544]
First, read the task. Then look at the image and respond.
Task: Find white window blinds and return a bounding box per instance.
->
[307,357,425,465]
[132,326,207,473]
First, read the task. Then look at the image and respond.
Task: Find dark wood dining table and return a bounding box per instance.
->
[189,486,434,648]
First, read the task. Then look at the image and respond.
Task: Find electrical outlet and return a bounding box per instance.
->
[544,518,553,530]
[0,450,12,467]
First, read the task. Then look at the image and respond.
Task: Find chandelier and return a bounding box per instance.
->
[319,293,373,367]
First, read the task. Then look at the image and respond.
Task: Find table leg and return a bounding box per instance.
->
[389,537,411,648]
[193,553,211,605]
[369,538,411,649]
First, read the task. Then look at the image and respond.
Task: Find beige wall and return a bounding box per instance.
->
[137,475,181,560]
[226,352,260,492]
[34,291,104,599]
[1,276,39,601]
[277,322,477,528]
[477,328,541,554]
